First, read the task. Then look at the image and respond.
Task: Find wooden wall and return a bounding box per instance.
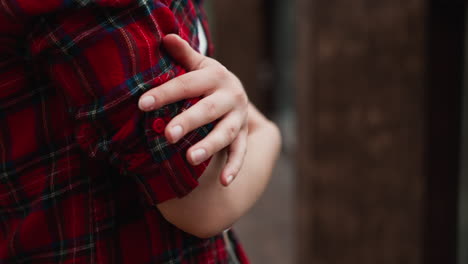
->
[209,0,466,263]
[296,1,466,263]
[210,0,274,116]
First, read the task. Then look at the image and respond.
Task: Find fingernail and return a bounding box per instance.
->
[191,149,207,165]
[139,96,155,110]
[170,125,183,142]
[226,175,234,185]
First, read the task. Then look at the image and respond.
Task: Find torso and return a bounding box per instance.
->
[0,1,247,263]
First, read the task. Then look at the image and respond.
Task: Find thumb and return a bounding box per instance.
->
[162,34,206,71]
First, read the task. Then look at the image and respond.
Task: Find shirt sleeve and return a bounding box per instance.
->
[28,1,212,205]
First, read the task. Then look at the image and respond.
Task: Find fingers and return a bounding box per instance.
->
[220,126,248,186]
[164,92,236,143]
[138,36,230,112]
[138,69,217,111]
[162,34,207,71]
[137,34,250,186]
[186,112,245,167]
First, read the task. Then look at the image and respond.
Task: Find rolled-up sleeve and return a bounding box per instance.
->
[29,1,212,205]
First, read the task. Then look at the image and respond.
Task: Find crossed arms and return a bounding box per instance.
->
[34,4,281,238]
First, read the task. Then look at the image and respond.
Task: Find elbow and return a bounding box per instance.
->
[184,225,229,239]
[264,120,282,156]
[166,214,234,239]
[158,203,237,239]
[271,121,282,147]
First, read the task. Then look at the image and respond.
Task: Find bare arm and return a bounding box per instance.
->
[157,103,281,238]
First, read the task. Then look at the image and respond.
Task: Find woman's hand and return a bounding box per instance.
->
[158,102,281,239]
[138,34,248,186]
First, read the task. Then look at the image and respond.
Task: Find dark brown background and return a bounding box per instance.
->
[209,0,467,263]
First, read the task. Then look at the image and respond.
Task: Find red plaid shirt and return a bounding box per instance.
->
[0,0,249,263]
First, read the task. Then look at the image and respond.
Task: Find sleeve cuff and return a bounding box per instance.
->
[114,97,213,205]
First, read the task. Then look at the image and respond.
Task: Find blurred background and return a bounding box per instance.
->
[205,0,468,263]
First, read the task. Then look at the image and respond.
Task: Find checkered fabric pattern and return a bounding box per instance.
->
[0,0,249,263]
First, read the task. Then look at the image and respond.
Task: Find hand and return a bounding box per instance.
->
[138,34,248,186]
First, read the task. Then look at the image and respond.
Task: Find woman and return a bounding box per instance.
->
[0,0,281,263]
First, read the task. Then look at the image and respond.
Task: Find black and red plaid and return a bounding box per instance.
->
[0,0,249,263]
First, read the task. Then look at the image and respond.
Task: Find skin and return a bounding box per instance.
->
[139,35,281,238]
[139,34,248,186]
[158,103,281,238]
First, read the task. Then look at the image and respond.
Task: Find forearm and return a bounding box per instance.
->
[157,104,281,238]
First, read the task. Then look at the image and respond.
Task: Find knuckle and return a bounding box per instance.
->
[211,132,228,151]
[218,132,231,147]
[207,58,221,68]
[201,100,218,120]
[225,125,238,143]
[212,65,230,80]
[194,56,208,69]
[174,76,191,95]
[232,89,248,104]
